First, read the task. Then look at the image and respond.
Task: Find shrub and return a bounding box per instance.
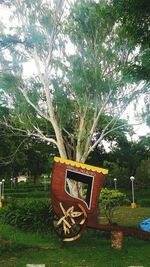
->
[99,188,129,224]
[0,199,53,233]
[138,198,150,207]
[6,191,49,199]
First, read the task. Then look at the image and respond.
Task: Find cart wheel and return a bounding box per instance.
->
[53,203,87,242]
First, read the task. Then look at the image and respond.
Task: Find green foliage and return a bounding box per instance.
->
[103,135,150,187]
[113,0,150,47]
[0,199,53,233]
[0,0,149,165]
[112,0,150,125]
[5,191,49,199]
[0,104,54,181]
[138,198,150,208]
[100,188,129,224]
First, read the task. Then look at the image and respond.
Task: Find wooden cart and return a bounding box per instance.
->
[51,157,150,243]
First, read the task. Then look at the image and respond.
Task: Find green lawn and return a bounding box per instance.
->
[0,224,150,267]
[99,206,150,226]
[0,206,150,267]
[2,181,149,267]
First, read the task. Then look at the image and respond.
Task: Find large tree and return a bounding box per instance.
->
[0,0,149,196]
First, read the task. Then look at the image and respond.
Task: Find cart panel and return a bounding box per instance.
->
[51,157,108,227]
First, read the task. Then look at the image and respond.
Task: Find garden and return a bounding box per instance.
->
[0,0,150,266]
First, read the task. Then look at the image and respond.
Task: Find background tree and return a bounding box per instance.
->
[26,137,56,184]
[0,105,55,183]
[112,0,150,126]
[104,135,150,187]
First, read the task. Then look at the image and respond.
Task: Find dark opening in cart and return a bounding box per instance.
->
[65,169,94,209]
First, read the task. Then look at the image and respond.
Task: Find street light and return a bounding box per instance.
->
[44,175,47,191]
[13,177,16,187]
[0,181,2,208]
[10,178,13,189]
[1,179,5,200]
[114,178,117,190]
[130,176,136,208]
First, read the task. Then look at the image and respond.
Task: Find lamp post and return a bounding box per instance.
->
[13,177,16,187]
[130,176,136,208]
[44,175,46,191]
[1,179,5,200]
[0,181,2,208]
[10,178,13,189]
[114,178,117,190]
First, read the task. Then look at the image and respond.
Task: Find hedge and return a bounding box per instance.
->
[0,199,53,233]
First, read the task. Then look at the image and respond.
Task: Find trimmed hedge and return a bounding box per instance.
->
[0,199,53,233]
[6,191,50,199]
[138,199,150,207]
[5,185,47,193]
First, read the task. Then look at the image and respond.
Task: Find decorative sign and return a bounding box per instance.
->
[51,157,108,241]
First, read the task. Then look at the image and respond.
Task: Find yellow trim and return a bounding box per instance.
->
[54,157,108,174]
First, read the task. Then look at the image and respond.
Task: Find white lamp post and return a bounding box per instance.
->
[44,175,46,191]
[10,178,13,189]
[114,178,117,190]
[1,179,5,200]
[13,177,16,187]
[0,181,2,208]
[130,176,136,208]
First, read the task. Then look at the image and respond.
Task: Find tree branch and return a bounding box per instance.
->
[18,85,51,122]
[81,90,112,162]
[0,138,27,166]
[33,125,58,146]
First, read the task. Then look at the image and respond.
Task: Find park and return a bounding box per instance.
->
[0,0,150,266]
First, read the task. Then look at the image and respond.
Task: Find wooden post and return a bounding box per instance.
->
[111,231,124,249]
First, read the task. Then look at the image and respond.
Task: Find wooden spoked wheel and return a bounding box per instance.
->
[53,202,87,242]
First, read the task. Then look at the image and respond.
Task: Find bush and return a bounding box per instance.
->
[99,188,129,224]
[5,184,46,193]
[138,198,150,207]
[0,199,53,233]
[6,191,49,199]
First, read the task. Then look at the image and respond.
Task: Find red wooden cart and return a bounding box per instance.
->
[51,157,150,243]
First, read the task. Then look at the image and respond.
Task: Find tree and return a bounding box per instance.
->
[103,135,150,187]
[0,104,55,182]
[26,136,56,184]
[0,0,149,196]
[112,0,150,126]
[112,0,150,47]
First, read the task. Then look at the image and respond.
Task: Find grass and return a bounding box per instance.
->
[1,184,150,266]
[0,224,150,267]
[99,206,150,226]
[0,206,150,267]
